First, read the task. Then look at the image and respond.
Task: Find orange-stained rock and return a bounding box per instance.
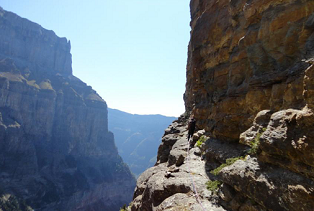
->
[185,0,314,141]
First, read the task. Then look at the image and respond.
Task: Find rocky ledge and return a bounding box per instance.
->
[128,115,226,211]
[128,109,314,211]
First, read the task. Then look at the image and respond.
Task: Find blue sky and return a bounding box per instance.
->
[0,0,191,117]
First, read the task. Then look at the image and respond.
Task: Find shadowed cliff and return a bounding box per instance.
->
[0,7,135,211]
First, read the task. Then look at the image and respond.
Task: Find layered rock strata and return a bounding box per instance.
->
[128,0,314,210]
[185,0,314,141]
[0,8,135,211]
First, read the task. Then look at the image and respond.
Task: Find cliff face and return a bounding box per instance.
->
[185,0,314,141]
[0,7,135,211]
[128,0,314,210]
[0,7,72,75]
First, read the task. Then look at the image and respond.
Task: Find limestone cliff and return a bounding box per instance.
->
[0,7,135,211]
[185,0,314,141]
[0,7,72,76]
[128,0,314,210]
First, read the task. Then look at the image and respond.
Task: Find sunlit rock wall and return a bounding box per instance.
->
[185,0,314,141]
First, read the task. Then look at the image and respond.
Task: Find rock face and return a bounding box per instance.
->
[127,0,314,210]
[0,7,72,75]
[185,0,314,141]
[129,116,226,211]
[0,8,135,211]
[108,108,175,177]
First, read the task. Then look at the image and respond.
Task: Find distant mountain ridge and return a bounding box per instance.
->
[108,108,176,177]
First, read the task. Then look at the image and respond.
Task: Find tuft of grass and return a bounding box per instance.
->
[206,180,222,194]
[210,156,245,176]
[196,135,207,148]
[120,204,128,211]
[248,128,266,155]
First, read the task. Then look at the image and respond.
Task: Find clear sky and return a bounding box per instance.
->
[0,0,191,117]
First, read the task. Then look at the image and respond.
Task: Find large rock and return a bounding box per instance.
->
[0,8,135,211]
[258,107,314,178]
[220,157,314,211]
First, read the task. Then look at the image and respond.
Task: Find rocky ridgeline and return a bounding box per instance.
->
[0,7,72,75]
[0,7,135,211]
[128,0,314,210]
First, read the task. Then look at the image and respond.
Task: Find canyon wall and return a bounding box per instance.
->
[128,0,314,210]
[0,7,135,211]
[185,0,314,141]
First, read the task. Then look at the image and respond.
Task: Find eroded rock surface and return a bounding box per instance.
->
[185,0,314,141]
[220,157,314,211]
[129,116,226,211]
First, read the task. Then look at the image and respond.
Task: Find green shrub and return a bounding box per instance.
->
[196,135,207,148]
[120,204,127,211]
[248,128,266,155]
[206,180,222,194]
[210,156,245,176]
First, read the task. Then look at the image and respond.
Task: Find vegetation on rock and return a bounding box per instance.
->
[196,135,207,148]
[206,180,222,194]
[247,128,266,155]
[119,204,127,211]
[210,156,246,176]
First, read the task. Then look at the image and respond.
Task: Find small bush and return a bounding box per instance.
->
[196,135,207,148]
[210,156,245,176]
[120,204,127,211]
[206,180,222,194]
[248,129,265,155]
